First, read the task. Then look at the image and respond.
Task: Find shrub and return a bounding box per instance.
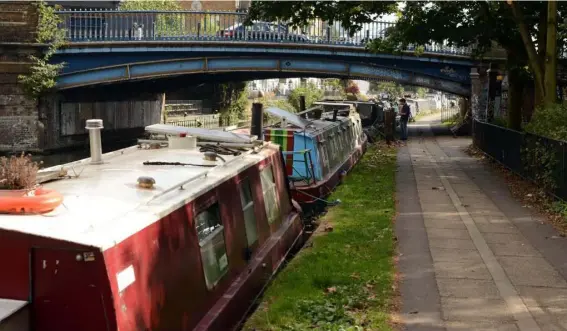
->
[0,153,40,190]
[491,116,508,128]
[525,104,567,141]
[288,83,324,111]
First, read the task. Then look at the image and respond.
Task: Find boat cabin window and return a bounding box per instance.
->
[195,203,229,290]
[260,165,279,224]
[239,178,258,247]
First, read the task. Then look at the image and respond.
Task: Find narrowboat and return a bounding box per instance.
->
[261,105,367,207]
[0,123,303,331]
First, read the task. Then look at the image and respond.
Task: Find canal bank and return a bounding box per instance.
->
[243,142,398,330]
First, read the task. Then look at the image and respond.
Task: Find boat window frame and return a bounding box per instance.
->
[238,176,259,247]
[193,198,230,291]
[259,163,280,224]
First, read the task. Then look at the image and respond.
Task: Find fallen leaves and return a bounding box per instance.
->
[464,143,567,236]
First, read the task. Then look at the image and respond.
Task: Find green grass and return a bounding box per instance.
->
[411,109,441,122]
[243,143,397,331]
[442,113,461,126]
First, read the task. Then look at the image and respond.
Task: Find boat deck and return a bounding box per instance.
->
[0,143,274,249]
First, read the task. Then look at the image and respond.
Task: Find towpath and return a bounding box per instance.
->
[396,115,567,330]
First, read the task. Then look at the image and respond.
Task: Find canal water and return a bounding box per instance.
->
[29,140,136,168]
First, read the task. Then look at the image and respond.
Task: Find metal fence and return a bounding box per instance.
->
[167,114,220,128]
[473,120,567,200]
[441,106,460,123]
[54,9,473,55]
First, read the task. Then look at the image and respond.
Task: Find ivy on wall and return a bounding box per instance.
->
[18,0,66,99]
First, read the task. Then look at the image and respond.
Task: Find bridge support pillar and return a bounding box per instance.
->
[470,68,482,121]
[486,63,503,123]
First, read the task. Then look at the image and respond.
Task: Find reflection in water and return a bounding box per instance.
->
[30,140,136,169]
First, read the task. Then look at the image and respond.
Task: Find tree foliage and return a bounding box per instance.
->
[288,83,324,111]
[248,1,566,130]
[247,1,397,35]
[371,81,405,99]
[118,0,181,10]
[18,0,66,99]
[345,80,360,95]
[118,0,218,37]
[524,104,567,142]
[416,87,428,98]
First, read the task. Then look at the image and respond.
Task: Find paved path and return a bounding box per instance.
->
[396,119,567,331]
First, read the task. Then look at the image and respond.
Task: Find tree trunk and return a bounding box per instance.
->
[534,9,547,108]
[508,68,524,131]
[508,0,545,100]
[544,0,557,105]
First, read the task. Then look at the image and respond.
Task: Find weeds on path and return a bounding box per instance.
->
[244,142,398,331]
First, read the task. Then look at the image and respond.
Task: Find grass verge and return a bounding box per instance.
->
[243,142,398,331]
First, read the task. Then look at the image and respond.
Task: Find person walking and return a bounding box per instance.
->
[399,98,411,141]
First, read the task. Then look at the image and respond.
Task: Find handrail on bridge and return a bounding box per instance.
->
[54,9,474,56]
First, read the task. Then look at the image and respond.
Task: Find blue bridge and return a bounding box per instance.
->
[53,10,506,96]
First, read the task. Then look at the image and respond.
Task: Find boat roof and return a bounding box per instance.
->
[264,106,358,135]
[0,126,276,250]
[313,102,353,107]
[265,107,310,129]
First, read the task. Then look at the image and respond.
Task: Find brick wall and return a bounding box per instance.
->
[0,2,41,152]
[0,1,39,43]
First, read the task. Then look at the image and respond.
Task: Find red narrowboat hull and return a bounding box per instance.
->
[0,146,305,331]
[292,136,368,204]
[194,212,303,330]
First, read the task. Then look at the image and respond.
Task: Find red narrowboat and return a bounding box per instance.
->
[0,124,303,331]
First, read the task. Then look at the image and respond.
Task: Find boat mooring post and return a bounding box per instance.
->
[251,103,264,140]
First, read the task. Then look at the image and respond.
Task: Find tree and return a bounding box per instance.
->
[247,1,397,36]
[119,0,183,37]
[18,0,66,99]
[416,87,428,98]
[287,83,324,111]
[507,0,558,106]
[248,1,567,130]
[345,80,360,95]
[371,81,404,99]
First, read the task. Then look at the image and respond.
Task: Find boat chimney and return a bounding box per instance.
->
[299,95,306,118]
[313,107,323,120]
[332,109,339,121]
[86,119,103,165]
[250,102,264,140]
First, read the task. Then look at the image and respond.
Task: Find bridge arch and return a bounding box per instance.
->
[56,57,471,96]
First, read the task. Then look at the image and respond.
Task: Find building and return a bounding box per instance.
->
[50,0,251,11]
[178,0,251,12]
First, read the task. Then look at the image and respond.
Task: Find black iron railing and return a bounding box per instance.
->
[473,120,567,200]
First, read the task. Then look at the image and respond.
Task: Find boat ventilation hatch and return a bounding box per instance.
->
[85,119,104,165]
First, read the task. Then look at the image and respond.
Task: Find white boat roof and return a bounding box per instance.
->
[0,137,278,250]
[265,107,310,129]
[145,124,257,143]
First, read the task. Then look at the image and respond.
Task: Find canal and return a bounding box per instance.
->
[28,140,136,168]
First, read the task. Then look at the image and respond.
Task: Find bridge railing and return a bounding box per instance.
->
[54,9,473,56]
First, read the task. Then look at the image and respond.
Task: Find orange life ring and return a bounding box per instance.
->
[0,187,64,214]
